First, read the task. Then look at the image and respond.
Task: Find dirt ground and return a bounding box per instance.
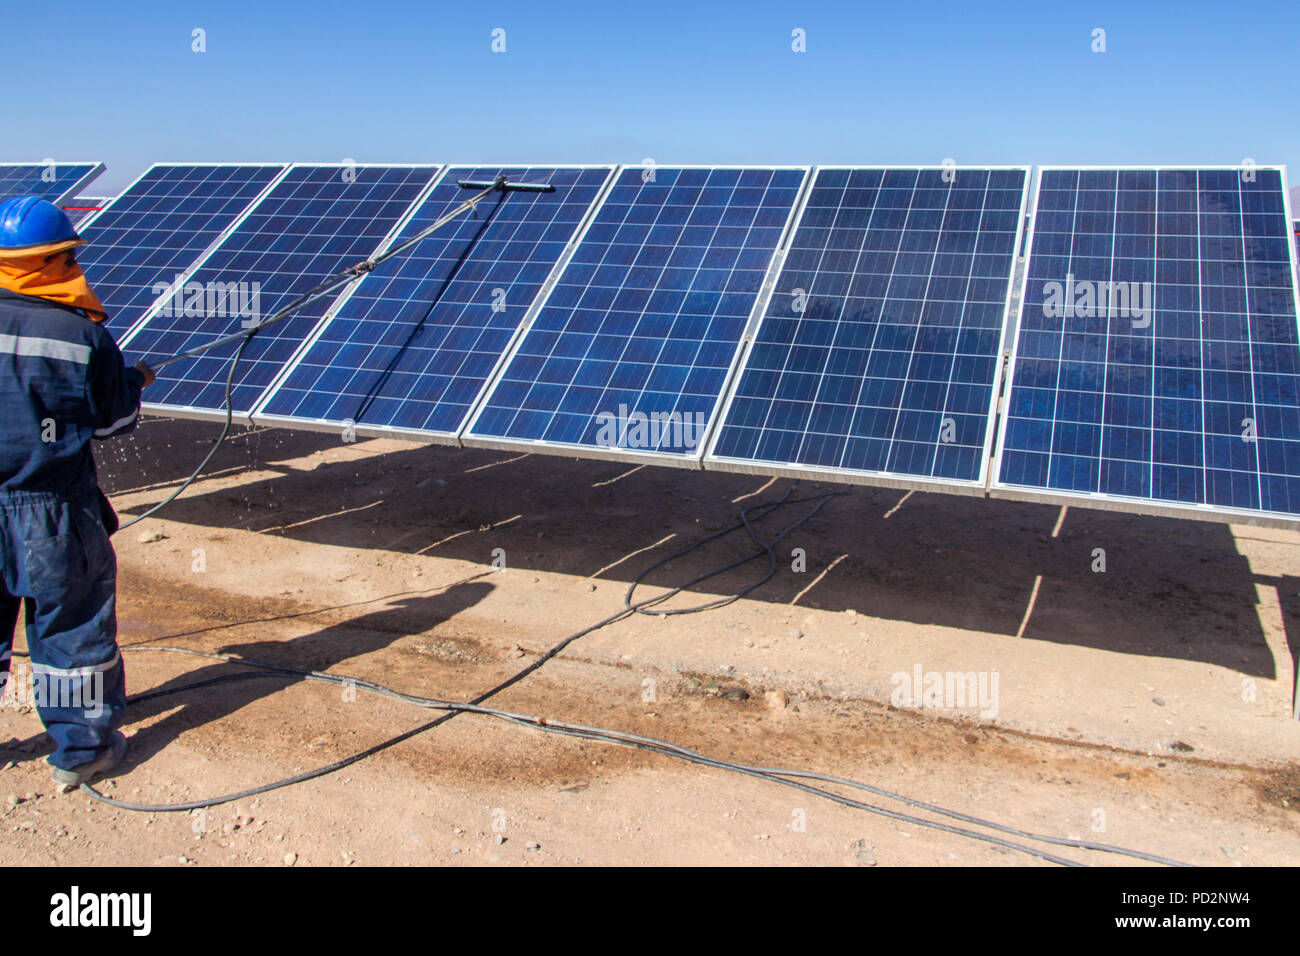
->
[3,416,1300,867]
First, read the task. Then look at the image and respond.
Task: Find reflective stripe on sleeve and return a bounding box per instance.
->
[0,333,91,365]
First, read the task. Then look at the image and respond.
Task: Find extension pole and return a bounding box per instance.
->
[151,175,549,369]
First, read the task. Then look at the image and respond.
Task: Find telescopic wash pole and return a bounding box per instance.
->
[147,174,555,370]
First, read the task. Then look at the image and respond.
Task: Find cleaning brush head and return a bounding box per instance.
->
[457,177,555,193]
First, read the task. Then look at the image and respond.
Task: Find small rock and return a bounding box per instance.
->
[764,690,789,710]
[963,733,978,745]
[137,530,167,544]
[720,685,750,701]
[493,834,506,845]
[5,794,19,806]
[1169,740,1194,752]
[178,855,191,865]
[586,583,597,592]
[788,629,804,640]
[450,847,461,855]
[525,841,540,851]
[1152,697,1165,706]
[0,762,12,771]
[849,838,876,866]
[283,852,297,866]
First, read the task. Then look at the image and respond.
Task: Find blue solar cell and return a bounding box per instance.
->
[709,167,1028,486]
[995,167,1300,521]
[0,163,102,205]
[255,166,613,437]
[465,166,808,458]
[120,164,442,416]
[77,165,286,336]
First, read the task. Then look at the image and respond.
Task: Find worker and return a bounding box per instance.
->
[0,196,155,786]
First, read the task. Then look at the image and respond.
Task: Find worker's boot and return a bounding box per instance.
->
[50,731,127,787]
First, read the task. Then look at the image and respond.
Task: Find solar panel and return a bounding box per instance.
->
[253,165,614,441]
[119,164,443,419]
[0,162,104,206]
[706,166,1029,492]
[992,166,1300,526]
[77,164,288,337]
[463,165,809,464]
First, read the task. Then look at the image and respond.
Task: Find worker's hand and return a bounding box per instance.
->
[134,361,157,387]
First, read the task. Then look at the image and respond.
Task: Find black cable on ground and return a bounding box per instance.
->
[87,643,1189,867]
[96,487,839,809]
[79,487,1191,867]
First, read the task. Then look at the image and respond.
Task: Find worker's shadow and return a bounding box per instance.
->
[118,579,492,769]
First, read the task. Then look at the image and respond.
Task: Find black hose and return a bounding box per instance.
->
[118,333,253,531]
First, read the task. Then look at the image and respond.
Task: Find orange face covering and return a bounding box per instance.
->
[0,239,108,322]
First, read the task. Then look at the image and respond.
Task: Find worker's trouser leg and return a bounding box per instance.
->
[0,488,126,770]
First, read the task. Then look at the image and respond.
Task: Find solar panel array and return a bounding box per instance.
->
[12,155,1294,525]
[708,167,1029,491]
[0,162,104,206]
[463,166,809,463]
[77,164,288,336]
[255,166,614,440]
[119,164,442,417]
[993,166,1300,524]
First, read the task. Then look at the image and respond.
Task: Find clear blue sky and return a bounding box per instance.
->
[7,0,1298,194]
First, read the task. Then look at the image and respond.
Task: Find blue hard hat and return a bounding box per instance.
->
[0,196,81,253]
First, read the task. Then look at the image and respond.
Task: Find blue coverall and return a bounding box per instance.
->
[0,286,143,770]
